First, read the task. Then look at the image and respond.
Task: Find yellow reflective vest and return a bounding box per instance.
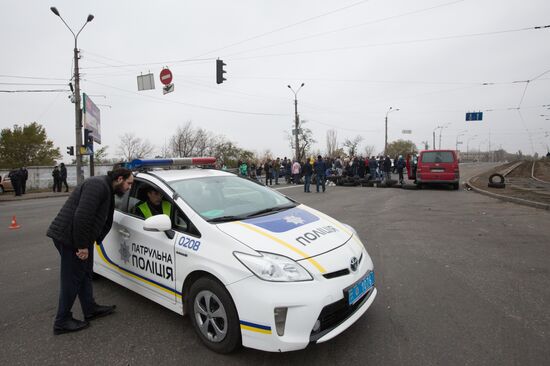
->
[137,201,171,219]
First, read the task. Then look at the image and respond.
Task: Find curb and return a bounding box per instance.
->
[465,178,550,211]
[0,192,70,202]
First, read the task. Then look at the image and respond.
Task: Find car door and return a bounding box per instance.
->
[98,179,177,304]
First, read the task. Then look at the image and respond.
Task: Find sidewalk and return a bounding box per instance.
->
[0,191,70,202]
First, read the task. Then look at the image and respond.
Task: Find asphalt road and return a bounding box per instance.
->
[1,163,549,366]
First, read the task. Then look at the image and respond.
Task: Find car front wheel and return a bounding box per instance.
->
[188,277,241,353]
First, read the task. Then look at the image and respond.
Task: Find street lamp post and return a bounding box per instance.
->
[455,130,467,152]
[466,135,477,161]
[438,122,451,149]
[288,83,305,161]
[455,134,464,152]
[51,7,94,185]
[384,107,399,155]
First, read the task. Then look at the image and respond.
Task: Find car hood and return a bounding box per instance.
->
[215,205,354,260]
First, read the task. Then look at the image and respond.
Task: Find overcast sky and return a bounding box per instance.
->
[1,0,549,162]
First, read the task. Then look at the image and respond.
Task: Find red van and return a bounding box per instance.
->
[414,150,460,190]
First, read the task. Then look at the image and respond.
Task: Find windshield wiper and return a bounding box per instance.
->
[243,204,296,219]
[207,215,246,223]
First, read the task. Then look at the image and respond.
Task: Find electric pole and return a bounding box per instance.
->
[51,7,94,185]
[288,83,305,161]
[385,107,399,155]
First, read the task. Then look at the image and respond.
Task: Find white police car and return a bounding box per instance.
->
[94,158,377,353]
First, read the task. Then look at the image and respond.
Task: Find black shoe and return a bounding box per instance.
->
[85,304,116,321]
[53,318,89,335]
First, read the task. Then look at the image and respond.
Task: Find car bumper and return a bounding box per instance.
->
[416,178,458,184]
[227,260,376,352]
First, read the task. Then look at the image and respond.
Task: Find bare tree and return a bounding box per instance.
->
[194,128,211,156]
[287,120,316,161]
[364,145,375,157]
[343,135,364,157]
[170,121,197,157]
[326,129,338,157]
[117,133,155,161]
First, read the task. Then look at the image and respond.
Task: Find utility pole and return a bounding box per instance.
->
[385,107,399,155]
[51,7,94,185]
[288,83,305,161]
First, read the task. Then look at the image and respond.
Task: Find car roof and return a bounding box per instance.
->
[137,168,234,183]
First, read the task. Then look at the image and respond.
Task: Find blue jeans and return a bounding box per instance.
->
[304,175,311,192]
[54,240,95,324]
[316,174,326,192]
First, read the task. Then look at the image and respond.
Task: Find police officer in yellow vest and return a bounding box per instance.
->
[136,186,172,219]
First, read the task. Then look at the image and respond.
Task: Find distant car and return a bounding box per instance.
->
[95,158,377,353]
[0,175,14,194]
[415,150,460,190]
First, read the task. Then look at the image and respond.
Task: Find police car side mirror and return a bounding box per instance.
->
[143,214,171,232]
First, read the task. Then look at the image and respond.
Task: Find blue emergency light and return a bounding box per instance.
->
[123,157,217,170]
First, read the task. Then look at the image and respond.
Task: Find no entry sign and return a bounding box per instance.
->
[159,68,173,85]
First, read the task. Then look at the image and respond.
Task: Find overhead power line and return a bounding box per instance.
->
[228,24,550,61]
[86,80,287,116]
[225,0,466,58]
[0,74,67,81]
[0,89,69,93]
[0,82,68,86]
[190,0,374,59]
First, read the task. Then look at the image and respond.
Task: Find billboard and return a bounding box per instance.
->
[83,93,101,144]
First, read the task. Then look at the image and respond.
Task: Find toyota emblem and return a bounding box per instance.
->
[350,257,359,272]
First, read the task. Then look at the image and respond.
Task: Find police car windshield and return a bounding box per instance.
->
[169,176,295,222]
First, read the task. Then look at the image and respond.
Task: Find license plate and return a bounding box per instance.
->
[346,271,375,306]
[431,168,444,172]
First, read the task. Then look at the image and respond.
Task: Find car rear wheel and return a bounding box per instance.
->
[188,277,241,354]
[452,183,459,190]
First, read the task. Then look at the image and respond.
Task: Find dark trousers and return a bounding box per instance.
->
[53,179,61,192]
[12,180,22,196]
[61,179,69,192]
[304,175,311,192]
[21,180,26,194]
[265,172,272,185]
[316,174,326,192]
[54,240,95,324]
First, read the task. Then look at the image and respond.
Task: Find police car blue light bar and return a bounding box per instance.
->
[124,157,217,170]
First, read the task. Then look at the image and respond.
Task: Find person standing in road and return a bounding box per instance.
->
[314,155,327,193]
[264,160,273,186]
[396,155,406,185]
[47,167,134,335]
[303,159,312,192]
[20,167,28,194]
[274,157,281,185]
[52,166,61,192]
[383,156,392,181]
[60,163,69,192]
[291,160,301,185]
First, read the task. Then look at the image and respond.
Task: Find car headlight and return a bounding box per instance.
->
[234,251,313,282]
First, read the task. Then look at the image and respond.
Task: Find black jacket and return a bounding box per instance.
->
[47,176,114,250]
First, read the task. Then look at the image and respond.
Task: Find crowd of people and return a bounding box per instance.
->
[235,154,411,190]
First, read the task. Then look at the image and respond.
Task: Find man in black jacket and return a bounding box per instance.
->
[47,167,134,335]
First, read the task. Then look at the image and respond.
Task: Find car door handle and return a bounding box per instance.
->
[118,229,131,238]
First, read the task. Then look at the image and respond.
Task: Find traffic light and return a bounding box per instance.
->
[66,146,74,156]
[84,129,94,153]
[216,59,226,84]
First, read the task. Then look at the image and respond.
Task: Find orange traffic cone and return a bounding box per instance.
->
[9,215,21,230]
